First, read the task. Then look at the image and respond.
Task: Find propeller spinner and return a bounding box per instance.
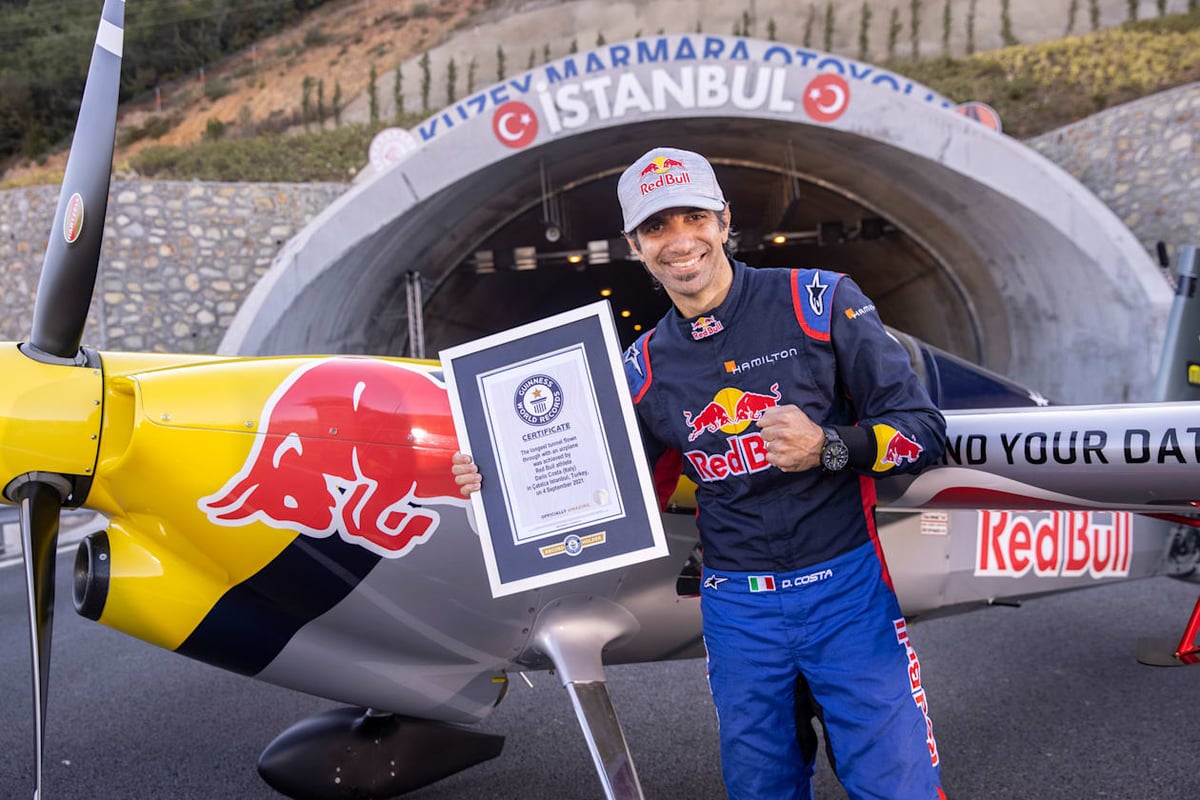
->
[5,0,125,796]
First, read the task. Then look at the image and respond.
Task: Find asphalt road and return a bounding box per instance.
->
[0,550,1196,799]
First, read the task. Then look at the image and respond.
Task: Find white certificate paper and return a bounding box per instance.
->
[478,344,624,543]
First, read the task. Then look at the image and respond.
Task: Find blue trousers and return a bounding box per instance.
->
[701,541,944,800]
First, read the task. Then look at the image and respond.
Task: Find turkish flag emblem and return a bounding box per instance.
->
[803,74,850,124]
[492,101,538,149]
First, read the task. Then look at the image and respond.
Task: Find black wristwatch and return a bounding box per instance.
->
[820,427,850,472]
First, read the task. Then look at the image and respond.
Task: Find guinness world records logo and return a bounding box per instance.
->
[515,374,564,425]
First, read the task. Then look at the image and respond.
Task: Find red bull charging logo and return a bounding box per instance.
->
[639,155,686,177]
[881,429,923,466]
[681,384,782,483]
[683,384,781,442]
[198,358,467,559]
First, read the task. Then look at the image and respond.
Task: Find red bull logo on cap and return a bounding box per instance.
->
[639,155,686,177]
[639,156,692,196]
[198,358,467,559]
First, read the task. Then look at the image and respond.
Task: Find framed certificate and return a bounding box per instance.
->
[440,301,668,597]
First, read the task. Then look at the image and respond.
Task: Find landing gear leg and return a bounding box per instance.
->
[1137,595,1200,666]
[529,595,644,799]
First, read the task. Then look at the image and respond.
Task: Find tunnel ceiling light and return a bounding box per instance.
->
[588,239,610,265]
[620,310,632,318]
[514,246,537,271]
[567,254,584,264]
[771,234,788,245]
[600,288,612,297]
[473,250,495,274]
[633,324,643,331]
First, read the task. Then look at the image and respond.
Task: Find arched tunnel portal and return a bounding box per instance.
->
[222,37,1171,404]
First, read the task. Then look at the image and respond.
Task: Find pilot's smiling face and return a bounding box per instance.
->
[627,206,732,316]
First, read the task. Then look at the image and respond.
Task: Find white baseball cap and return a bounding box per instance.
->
[617,147,727,232]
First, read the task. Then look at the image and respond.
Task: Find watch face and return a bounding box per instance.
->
[821,435,850,472]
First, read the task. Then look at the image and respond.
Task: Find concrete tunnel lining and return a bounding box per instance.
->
[221,36,1171,405]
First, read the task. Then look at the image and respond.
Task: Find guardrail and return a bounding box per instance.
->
[0,508,107,566]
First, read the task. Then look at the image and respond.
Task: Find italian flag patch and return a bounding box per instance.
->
[748,576,776,592]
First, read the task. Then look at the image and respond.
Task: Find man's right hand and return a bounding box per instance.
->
[451,452,482,496]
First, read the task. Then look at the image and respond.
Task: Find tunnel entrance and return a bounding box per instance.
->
[222,36,1168,404]
[422,159,971,362]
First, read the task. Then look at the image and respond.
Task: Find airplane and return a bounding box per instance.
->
[3,2,1198,799]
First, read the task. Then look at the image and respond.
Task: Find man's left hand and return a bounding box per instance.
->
[756,405,823,472]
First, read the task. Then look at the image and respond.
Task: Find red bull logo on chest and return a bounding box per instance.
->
[198,358,467,559]
[690,315,724,341]
[681,384,783,482]
[682,384,781,442]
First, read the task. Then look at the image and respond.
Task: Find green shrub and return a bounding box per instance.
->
[203,78,231,101]
[303,26,331,49]
[117,113,182,146]
[202,117,226,141]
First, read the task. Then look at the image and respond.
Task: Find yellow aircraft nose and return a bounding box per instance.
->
[0,343,103,499]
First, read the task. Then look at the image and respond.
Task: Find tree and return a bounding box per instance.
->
[596,31,607,46]
[824,2,836,51]
[804,5,816,47]
[393,62,404,121]
[333,82,343,126]
[316,78,325,127]
[967,0,978,53]
[467,56,477,96]
[768,18,777,41]
[1001,0,1018,45]
[496,44,506,81]
[368,62,379,125]
[301,75,315,131]
[859,3,873,60]
[887,7,902,59]
[419,51,431,112]
[910,0,922,59]
[446,57,457,105]
[942,0,952,54]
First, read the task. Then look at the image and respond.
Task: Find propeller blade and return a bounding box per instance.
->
[15,480,67,800]
[28,0,126,361]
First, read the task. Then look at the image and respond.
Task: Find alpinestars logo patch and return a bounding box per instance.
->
[623,340,644,377]
[806,273,828,316]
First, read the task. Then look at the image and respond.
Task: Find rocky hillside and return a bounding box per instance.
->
[2,0,1196,186]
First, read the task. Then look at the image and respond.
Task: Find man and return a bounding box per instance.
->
[453,147,948,800]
